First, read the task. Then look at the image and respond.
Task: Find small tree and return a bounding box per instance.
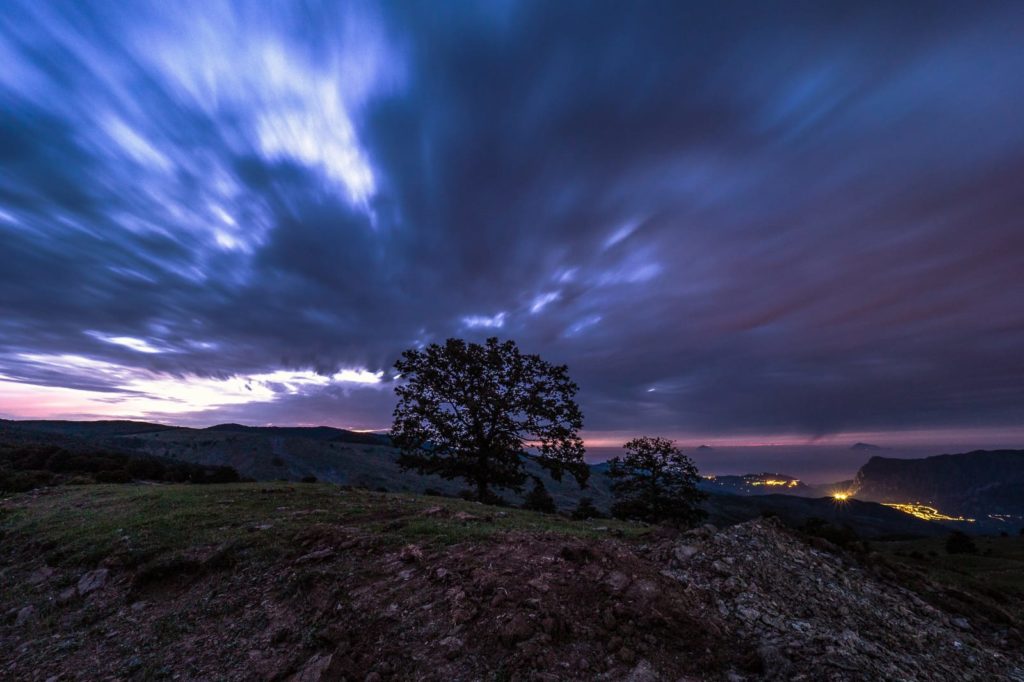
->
[391,337,588,502]
[522,478,557,513]
[571,496,603,520]
[945,530,978,555]
[607,436,706,526]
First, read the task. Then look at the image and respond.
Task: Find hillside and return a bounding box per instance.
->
[1,484,1022,680]
[0,420,977,539]
[853,450,1024,519]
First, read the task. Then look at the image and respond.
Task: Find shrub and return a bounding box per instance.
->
[945,530,978,555]
[522,479,557,514]
[95,469,132,484]
[571,496,602,520]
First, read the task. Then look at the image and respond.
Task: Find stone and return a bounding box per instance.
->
[605,571,630,592]
[673,544,700,564]
[501,613,534,644]
[15,605,36,627]
[624,660,658,682]
[295,549,334,564]
[77,568,109,595]
[399,544,423,563]
[288,653,333,682]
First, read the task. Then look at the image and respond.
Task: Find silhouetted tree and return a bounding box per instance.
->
[391,337,587,502]
[945,530,978,555]
[608,436,706,527]
[571,496,603,520]
[522,478,557,513]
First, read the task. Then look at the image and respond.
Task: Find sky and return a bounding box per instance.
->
[1,1,1023,458]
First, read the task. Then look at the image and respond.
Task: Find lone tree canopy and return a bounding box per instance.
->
[608,436,707,527]
[391,337,588,501]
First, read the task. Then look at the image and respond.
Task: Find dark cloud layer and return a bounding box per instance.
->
[1,1,1023,441]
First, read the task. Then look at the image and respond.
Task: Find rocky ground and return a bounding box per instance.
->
[1,484,1022,681]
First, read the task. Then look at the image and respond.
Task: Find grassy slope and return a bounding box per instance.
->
[877,535,1024,598]
[0,483,642,570]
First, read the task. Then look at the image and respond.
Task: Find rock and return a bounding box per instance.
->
[737,606,760,622]
[501,613,534,644]
[673,544,700,564]
[27,566,56,585]
[624,660,658,681]
[57,587,77,604]
[711,560,731,576]
[77,568,109,595]
[952,617,971,631]
[364,673,381,682]
[15,605,36,627]
[399,544,423,563]
[605,571,631,592]
[288,653,333,682]
[452,511,482,522]
[618,647,636,663]
[418,506,446,517]
[439,636,463,660]
[295,549,334,564]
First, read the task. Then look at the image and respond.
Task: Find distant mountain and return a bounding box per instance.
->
[853,450,1024,519]
[850,442,883,451]
[696,444,714,451]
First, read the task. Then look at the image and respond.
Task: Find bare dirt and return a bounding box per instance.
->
[2,486,1023,681]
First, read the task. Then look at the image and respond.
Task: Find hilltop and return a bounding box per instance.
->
[1,484,1022,680]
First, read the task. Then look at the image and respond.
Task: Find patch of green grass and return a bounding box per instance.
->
[0,482,645,568]
[877,535,1024,597]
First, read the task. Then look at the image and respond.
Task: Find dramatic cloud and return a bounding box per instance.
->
[1,1,1023,443]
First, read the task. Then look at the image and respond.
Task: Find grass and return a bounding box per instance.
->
[876,535,1024,598]
[0,482,645,568]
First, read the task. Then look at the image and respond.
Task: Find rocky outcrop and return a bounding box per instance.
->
[650,518,1023,680]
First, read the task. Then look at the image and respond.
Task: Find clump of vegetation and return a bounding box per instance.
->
[802,516,862,549]
[607,436,707,527]
[0,443,240,492]
[390,337,588,503]
[946,530,979,555]
[521,478,557,513]
[571,496,603,520]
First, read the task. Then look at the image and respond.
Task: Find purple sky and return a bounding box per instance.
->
[1,1,1023,459]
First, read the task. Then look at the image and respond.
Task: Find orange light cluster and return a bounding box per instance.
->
[882,503,974,523]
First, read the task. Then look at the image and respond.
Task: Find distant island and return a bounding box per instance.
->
[850,442,883,451]
[696,444,714,451]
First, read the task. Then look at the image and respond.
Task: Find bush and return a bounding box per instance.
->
[522,479,557,514]
[571,496,603,520]
[802,517,861,548]
[300,475,318,484]
[945,531,978,555]
[95,469,132,484]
